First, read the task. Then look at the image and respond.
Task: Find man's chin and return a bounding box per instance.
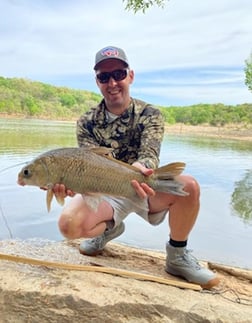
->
[107,98,124,108]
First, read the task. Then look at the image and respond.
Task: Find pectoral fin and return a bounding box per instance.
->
[46,186,65,212]
[46,189,54,212]
[55,194,65,207]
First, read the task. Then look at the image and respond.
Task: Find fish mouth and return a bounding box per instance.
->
[17,176,25,186]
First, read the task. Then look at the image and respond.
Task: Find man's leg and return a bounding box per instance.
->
[149,175,219,288]
[58,194,115,239]
[58,195,126,256]
[79,222,125,256]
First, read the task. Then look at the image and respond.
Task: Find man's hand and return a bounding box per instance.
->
[53,184,75,198]
[131,162,155,199]
[40,184,75,198]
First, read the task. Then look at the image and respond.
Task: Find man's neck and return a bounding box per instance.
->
[105,98,132,116]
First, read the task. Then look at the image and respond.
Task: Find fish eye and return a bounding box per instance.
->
[23,168,32,178]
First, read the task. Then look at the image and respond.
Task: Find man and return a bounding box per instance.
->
[56,46,219,289]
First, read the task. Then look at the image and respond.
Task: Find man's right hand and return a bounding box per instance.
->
[40,184,75,198]
[53,184,75,198]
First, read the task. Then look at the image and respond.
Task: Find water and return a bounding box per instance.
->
[0,118,251,269]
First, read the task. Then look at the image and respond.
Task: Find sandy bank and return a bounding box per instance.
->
[165,123,252,141]
[0,239,251,322]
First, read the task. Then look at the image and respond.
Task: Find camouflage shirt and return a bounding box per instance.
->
[76,98,164,169]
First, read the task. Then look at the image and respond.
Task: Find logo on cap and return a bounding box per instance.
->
[101,47,119,58]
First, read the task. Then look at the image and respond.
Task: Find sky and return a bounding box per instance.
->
[1,0,251,106]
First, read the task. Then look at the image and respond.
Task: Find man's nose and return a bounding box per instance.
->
[107,76,117,86]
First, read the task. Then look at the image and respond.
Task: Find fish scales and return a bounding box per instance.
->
[17,147,188,210]
[60,148,142,197]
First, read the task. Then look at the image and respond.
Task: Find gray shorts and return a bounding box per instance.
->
[103,196,168,227]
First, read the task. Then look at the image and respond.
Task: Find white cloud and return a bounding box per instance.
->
[132,83,251,106]
[0,0,251,105]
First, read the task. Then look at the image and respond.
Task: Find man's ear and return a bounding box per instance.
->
[95,77,100,87]
[129,69,134,84]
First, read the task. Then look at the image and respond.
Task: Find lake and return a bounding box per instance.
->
[0,118,252,269]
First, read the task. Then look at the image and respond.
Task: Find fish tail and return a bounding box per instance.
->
[154,162,186,179]
[153,162,189,196]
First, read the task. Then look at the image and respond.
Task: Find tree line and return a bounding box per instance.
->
[0,76,101,119]
[0,76,251,125]
[159,103,252,126]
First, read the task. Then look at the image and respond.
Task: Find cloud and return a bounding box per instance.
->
[131,66,251,105]
[0,0,251,105]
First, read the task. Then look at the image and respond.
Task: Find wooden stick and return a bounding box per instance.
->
[0,253,201,291]
[208,262,252,281]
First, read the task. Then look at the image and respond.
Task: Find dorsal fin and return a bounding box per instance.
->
[88,147,114,156]
[89,147,142,173]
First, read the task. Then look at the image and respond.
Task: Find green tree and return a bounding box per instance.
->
[159,106,176,124]
[191,106,212,125]
[245,52,252,93]
[22,96,40,116]
[123,0,167,13]
[60,93,76,107]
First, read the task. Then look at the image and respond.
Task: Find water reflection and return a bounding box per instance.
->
[162,135,252,225]
[0,118,76,155]
[231,170,252,224]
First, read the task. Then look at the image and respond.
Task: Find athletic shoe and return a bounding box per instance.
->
[79,222,125,256]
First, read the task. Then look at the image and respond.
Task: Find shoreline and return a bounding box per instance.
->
[1,114,251,141]
[165,123,252,141]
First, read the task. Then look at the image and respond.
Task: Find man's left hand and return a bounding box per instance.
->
[131,162,155,199]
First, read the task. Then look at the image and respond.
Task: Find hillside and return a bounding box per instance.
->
[0,76,101,119]
[0,76,251,126]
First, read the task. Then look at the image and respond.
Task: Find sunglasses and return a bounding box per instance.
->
[96,69,129,84]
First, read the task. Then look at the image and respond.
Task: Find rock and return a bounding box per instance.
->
[0,239,251,322]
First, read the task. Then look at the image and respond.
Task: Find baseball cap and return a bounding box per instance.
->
[94,46,129,70]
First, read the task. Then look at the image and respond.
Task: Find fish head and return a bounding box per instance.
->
[17,158,50,188]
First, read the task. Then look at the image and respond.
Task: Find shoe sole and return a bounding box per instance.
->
[166,268,220,289]
[79,247,103,257]
[200,277,220,289]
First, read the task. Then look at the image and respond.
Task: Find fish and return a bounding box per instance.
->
[17,147,188,212]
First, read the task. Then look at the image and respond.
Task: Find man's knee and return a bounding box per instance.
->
[184,176,200,199]
[58,210,87,239]
[58,212,74,238]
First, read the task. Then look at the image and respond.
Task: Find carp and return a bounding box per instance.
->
[17,147,188,211]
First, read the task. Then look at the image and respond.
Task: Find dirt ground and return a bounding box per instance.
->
[164,123,252,141]
[0,240,251,322]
